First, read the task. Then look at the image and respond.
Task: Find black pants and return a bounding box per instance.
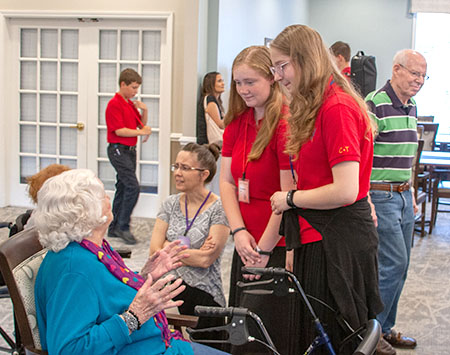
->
[107,144,140,231]
[173,282,226,350]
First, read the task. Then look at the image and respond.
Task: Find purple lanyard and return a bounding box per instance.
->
[184,191,212,236]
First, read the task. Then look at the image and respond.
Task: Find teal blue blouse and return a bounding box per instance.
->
[35,242,193,355]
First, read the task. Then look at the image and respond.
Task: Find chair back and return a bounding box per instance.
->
[413,140,425,196]
[0,227,47,353]
[420,122,439,151]
[417,125,424,140]
[417,115,434,122]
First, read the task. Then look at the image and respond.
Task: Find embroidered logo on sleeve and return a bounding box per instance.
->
[339,146,349,154]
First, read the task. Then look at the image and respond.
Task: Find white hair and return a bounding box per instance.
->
[393,49,425,66]
[33,169,106,252]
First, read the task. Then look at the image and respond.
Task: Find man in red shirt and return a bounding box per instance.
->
[330,41,351,79]
[106,68,151,244]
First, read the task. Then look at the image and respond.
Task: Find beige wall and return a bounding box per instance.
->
[0,0,201,136]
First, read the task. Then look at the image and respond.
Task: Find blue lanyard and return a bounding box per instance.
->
[184,191,212,236]
[289,155,297,186]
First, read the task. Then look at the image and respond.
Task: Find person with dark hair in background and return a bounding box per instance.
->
[22,163,71,230]
[106,68,151,245]
[258,25,382,354]
[220,45,296,355]
[196,72,225,146]
[150,143,229,350]
[330,41,352,79]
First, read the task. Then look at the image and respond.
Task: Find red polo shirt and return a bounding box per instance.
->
[295,78,374,244]
[106,93,142,146]
[222,106,291,246]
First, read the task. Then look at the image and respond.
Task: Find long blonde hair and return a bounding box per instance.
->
[270,25,373,156]
[224,46,287,161]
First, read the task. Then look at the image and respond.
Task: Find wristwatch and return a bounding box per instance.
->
[286,190,297,208]
[121,310,139,333]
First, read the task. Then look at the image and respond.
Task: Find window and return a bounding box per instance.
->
[414,12,450,133]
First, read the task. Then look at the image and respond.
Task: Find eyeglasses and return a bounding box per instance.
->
[399,64,429,81]
[269,61,290,76]
[171,163,206,172]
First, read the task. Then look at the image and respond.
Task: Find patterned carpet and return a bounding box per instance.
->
[0,204,449,354]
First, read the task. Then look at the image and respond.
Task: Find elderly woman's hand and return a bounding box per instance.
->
[141,240,188,280]
[128,274,185,325]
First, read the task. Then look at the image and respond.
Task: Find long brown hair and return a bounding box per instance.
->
[224,46,287,161]
[270,25,373,156]
[201,72,224,114]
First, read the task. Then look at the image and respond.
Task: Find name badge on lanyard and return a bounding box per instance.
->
[238,178,250,203]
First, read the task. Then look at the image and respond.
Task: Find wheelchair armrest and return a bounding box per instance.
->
[25,346,48,355]
[166,312,199,329]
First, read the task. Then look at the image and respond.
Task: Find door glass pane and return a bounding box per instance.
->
[40,62,57,91]
[40,157,57,169]
[41,29,58,58]
[20,93,37,122]
[99,63,117,93]
[98,96,112,125]
[40,94,57,123]
[60,95,77,123]
[20,156,36,183]
[61,62,78,92]
[20,62,37,90]
[61,30,78,59]
[140,164,158,194]
[120,63,138,73]
[142,98,159,128]
[98,129,107,158]
[20,125,36,153]
[142,64,160,95]
[100,30,117,60]
[60,127,77,156]
[120,30,139,60]
[98,161,116,191]
[39,126,56,154]
[60,158,77,169]
[21,29,37,58]
[140,132,158,161]
[142,31,161,61]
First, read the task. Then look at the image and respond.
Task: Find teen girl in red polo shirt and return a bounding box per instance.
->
[254,26,383,354]
[220,46,296,355]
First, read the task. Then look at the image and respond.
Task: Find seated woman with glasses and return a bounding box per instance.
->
[150,142,230,350]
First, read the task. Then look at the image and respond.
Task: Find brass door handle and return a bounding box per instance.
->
[70,122,85,131]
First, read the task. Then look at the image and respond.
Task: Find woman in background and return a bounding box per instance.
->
[150,143,229,349]
[197,72,225,146]
[220,45,296,355]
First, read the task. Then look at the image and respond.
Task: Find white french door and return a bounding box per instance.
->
[6,15,173,218]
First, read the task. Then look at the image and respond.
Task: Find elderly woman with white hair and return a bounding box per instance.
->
[34,169,230,355]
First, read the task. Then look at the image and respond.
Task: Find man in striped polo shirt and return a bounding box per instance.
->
[367,49,427,355]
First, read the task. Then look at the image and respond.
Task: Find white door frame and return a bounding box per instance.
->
[1,11,173,218]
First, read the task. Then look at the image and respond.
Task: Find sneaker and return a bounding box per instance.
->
[109,228,137,245]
